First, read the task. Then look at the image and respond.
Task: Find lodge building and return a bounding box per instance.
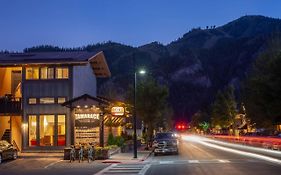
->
[0,51,125,151]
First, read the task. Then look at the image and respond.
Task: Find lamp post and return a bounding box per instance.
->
[133,69,146,158]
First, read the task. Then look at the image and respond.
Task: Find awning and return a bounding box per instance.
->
[104,116,124,126]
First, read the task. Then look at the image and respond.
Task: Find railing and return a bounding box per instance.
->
[0,95,22,114]
[12,140,20,151]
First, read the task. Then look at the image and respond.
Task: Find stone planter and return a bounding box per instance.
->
[64,147,71,160]
[95,147,110,160]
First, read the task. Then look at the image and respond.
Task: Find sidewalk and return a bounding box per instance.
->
[102,146,153,164]
[17,145,153,162]
[18,152,63,159]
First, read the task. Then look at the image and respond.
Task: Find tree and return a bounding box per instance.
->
[211,86,237,131]
[126,76,170,144]
[191,111,210,133]
[243,37,281,128]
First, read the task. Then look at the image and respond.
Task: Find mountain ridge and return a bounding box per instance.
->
[22,15,281,121]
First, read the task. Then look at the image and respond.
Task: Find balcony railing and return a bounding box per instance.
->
[0,95,22,115]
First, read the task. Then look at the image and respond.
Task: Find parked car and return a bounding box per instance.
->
[0,140,18,164]
[153,132,179,156]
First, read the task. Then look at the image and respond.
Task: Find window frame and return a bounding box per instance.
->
[27,114,67,147]
[55,67,69,79]
[57,97,67,104]
[28,115,38,147]
[39,114,55,146]
[28,98,37,105]
[40,67,54,80]
[57,114,66,146]
[25,67,39,80]
[39,97,55,104]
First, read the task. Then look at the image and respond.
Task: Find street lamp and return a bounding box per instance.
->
[139,69,146,75]
[133,68,146,158]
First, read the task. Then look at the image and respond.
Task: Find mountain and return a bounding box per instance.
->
[24,15,281,121]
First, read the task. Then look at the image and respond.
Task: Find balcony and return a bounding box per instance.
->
[0,95,22,115]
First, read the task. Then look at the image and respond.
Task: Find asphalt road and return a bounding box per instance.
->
[145,135,281,175]
[1,135,281,175]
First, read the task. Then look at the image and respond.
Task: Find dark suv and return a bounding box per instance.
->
[153,132,179,156]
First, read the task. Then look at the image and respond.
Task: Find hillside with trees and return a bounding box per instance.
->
[22,15,281,125]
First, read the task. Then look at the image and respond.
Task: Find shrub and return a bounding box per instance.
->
[107,132,115,145]
[107,133,125,147]
[115,136,125,147]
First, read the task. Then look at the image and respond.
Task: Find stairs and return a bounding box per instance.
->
[1,129,11,143]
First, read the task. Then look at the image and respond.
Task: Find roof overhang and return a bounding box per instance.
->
[89,51,111,78]
[62,94,110,109]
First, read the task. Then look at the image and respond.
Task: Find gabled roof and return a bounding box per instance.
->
[0,51,111,78]
[62,94,110,108]
[0,51,96,64]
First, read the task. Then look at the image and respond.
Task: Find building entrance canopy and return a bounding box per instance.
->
[62,94,130,146]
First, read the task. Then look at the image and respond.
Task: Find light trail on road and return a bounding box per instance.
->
[183,135,281,156]
[181,135,281,165]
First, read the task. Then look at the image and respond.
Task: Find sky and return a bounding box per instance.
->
[0,0,281,51]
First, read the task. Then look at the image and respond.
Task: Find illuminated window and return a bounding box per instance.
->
[28,115,37,146]
[58,97,66,104]
[40,97,55,104]
[58,115,66,146]
[39,115,54,146]
[41,67,54,79]
[26,67,39,79]
[56,67,69,79]
[28,98,37,104]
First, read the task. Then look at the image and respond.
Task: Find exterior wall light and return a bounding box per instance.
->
[22,123,28,131]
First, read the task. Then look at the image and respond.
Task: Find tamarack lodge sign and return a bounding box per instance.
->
[111,107,125,116]
[75,113,99,120]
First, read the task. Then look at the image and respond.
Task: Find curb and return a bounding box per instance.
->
[140,150,153,162]
[102,160,122,164]
[101,150,153,164]
[109,147,121,156]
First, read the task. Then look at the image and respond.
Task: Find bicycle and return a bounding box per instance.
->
[69,145,76,163]
[87,145,95,163]
[78,145,84,163]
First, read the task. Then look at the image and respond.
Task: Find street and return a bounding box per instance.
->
[145,135,281,175]
[1,135,281,175]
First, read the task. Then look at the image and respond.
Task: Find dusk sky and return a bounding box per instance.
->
[0,0,281,51]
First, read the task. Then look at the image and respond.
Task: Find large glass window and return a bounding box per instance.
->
[56,67,69,79]
[58,115,66,146]
[26,67,39,80]
[28,115,37,146]
[41,67,54,79]
[39,115,54,146]
[40,98,55,104]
